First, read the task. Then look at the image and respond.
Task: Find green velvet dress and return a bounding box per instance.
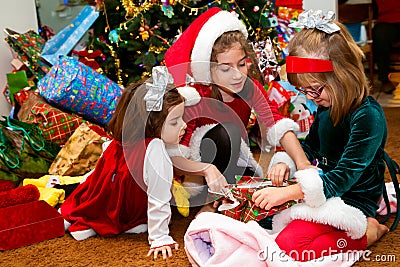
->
[301,96,387,217]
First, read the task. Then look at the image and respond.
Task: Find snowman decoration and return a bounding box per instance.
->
[289,94,315,140]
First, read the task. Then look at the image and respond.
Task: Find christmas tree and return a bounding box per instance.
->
[86,0,293,87]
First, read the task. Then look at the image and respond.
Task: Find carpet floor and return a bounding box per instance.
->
[1,107,399,267]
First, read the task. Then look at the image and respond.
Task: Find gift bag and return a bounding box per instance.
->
[4,28,51,80]
[220,176,297,223]
[41,5,99,66]
[0,116,61,161]
[37,56,122,126]
[0,119,54,181]
[48,122,108,176]
[6,71,29,105]
[17,91,85,146]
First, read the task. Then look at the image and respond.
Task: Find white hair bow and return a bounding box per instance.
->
[144,66,174,111]
[289,9,340,34]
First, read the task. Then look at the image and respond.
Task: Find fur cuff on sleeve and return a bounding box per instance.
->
[150,235,177,249]
[267,118,299,147]
[165,144,191,159]
[295,168,326,208]
[268,152,296,178]
[189,124,217,161]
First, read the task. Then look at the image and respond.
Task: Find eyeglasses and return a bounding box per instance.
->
[295,84,325,98]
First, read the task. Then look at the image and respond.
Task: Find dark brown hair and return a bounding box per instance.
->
[107,80,184,145]
[287,21,369,126]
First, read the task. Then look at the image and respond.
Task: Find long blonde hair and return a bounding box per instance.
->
[287,21,369,126]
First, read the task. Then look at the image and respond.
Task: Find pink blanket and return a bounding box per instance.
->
[184,212,363,266]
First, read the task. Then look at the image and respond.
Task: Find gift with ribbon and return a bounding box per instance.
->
[215,176,298,223]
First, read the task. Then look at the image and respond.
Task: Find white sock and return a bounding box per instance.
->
[124,224,148,234]
[70,228,96,241]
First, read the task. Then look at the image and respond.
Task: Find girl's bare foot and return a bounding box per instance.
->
[366,217,389,247]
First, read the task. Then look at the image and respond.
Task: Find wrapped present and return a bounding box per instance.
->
[41,5,99,66]
[17,91,85,146]
[48,122,109,176]
[220,176,297,223]
[37,56,122,126]
[4,28,51,80]
[0,200,64,250]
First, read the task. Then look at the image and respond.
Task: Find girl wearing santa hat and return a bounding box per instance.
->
[164,7,312,206]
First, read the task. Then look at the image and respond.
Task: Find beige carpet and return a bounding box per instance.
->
[1,108,399,267]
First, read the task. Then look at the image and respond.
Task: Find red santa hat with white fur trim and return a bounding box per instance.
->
[164,7,248,86]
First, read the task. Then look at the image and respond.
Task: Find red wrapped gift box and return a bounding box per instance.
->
[221,176,298,223]
[0,200,65,250]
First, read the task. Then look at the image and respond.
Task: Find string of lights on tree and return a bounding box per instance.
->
[86,0,301,86]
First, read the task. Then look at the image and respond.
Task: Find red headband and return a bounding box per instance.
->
[286,56,334,73]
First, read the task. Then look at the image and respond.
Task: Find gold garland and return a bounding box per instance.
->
[121,0,154,18]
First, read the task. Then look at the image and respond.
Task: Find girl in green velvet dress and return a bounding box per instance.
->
[251,10,389,262]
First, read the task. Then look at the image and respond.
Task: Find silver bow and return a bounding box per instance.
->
[144,66,174,111]
[288,10,340,34]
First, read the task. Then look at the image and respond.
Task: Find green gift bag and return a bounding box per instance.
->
[6,71,29,104]
[0,117,62,182]
[0,117,61,162]
[0,126,48,183]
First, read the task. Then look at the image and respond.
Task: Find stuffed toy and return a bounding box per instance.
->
[171,179,190,217]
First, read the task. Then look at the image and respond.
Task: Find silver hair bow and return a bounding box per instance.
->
[144,66,174,111]
[289,9,340,34]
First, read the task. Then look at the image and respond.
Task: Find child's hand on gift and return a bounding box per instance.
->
[268,162,290,186]
[147,243,179,260]
[252,187,291,210]
[204,164,228,193]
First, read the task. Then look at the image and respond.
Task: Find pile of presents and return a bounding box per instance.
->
[0,4,316,251]
[0,6,123,250]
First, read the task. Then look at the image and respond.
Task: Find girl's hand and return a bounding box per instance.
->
[268,162,289,186]
[147,243,179,260]
[252,187,289,210]
[204,164,228,192]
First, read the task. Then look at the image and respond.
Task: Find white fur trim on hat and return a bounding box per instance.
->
[237,139,264,177]
[272,197,367,239]
[191,10,248,84]
[268,151,296,178]
[165,144,191,159]
[296,168,326,207]
[189,124,218,161]
[267,118,300,147]
[177,86,201,106]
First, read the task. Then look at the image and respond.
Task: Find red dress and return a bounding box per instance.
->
[60,139,149,236]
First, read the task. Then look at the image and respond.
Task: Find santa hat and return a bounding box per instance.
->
[165,7,248,86]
